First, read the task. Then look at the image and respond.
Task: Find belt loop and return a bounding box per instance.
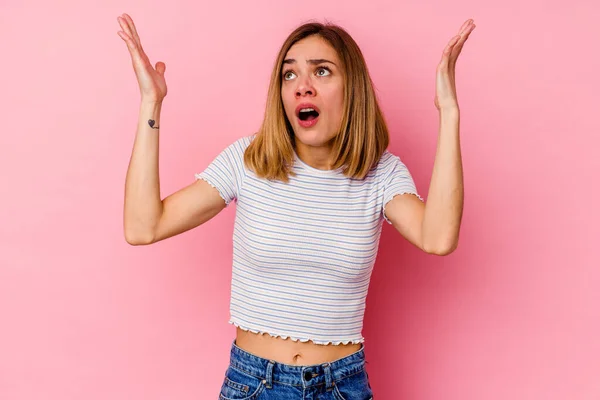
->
[322,362,333,391]
[264,360,275,389]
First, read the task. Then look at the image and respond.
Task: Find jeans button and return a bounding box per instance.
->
[304,370,312,381]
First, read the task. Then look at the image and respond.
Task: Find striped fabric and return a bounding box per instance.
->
[194,134,422,345]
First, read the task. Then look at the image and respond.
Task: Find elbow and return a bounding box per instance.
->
[428,245,457,256]
[423,237,458,256]
[124,234,150,246]
[124,228,154,246]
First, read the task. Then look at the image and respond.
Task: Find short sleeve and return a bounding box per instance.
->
[194,137,250,207]
[381,154,423,224]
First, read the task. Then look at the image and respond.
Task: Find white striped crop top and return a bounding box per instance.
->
[194,134,422,345]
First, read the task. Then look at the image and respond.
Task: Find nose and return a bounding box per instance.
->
[295,75,315,97]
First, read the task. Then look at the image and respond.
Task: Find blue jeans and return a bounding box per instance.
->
[219,340,373,399]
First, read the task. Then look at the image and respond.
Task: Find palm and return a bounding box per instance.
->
[434,19,475,111]
[136,55,168,100]
[117,13,168,102]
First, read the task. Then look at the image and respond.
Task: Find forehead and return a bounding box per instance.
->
[284,35,340,63]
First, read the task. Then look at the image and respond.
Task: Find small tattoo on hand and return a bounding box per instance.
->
[148,119,159,129]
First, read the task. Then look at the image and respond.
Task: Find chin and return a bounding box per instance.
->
[293,129,336,147]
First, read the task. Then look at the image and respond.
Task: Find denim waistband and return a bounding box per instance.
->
[228,340,366,389]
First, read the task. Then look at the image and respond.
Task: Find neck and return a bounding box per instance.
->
[295,141,335,170]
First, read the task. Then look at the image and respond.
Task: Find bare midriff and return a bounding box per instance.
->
[234,327,362,366]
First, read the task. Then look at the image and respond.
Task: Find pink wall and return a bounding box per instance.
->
[1,0,598,399]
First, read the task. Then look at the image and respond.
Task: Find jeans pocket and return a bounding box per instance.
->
[219,366,265,400]
[332,369,373,400]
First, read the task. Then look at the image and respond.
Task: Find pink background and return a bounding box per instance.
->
[1,0,599,399]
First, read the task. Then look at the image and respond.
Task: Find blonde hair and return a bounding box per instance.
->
[244,22,390,182]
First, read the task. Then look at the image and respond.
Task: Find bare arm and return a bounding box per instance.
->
[384,20,474,255]
[122,99,162,244]
[123,101,226,245]
[384,111,463,255]
[118,13,226,245]
[145,179,226,245]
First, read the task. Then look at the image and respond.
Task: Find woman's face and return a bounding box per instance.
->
[281,35,344,149]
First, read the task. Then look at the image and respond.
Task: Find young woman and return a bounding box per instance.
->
[119,13,474,400]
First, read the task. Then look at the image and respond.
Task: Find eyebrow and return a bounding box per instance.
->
[282,58,337,66]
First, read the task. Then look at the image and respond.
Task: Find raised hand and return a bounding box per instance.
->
[435,19,476,111]
[117,13,167,103]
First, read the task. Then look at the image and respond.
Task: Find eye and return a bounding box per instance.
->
[283,70,296,81]
[316,67,331,77]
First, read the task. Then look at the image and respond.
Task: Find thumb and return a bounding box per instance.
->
[155,61,166,75]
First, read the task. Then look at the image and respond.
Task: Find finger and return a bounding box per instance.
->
[117,30,144,64]
[461,22,476,40]
[446,35,461,53]
[458,22,475,47]
[155,61,166,76]
[439,35,460,70]
[117,16,136,47]
[458,19,473,35]
[118,16,150,65]
[441,21,475,70]
[121,13,143,50]
[450,25,475,66]
[118,15,141,51]
[117,30,136,52]
[453,22,474,50]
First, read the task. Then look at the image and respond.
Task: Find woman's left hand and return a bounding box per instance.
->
[435,19,476,111]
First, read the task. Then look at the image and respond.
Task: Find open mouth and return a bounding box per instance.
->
[298,108,320,121]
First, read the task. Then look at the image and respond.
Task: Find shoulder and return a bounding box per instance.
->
[371,150,414,185]
[238,133,257,147]
[374,150,402,174]
[227,133,256,152]
[215,134,257,162]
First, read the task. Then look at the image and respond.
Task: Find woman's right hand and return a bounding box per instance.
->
[117,13,167,103]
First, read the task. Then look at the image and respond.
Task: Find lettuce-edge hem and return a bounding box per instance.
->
[383,192,424,224]
[229,319,365,346]
[194,173,231,206]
